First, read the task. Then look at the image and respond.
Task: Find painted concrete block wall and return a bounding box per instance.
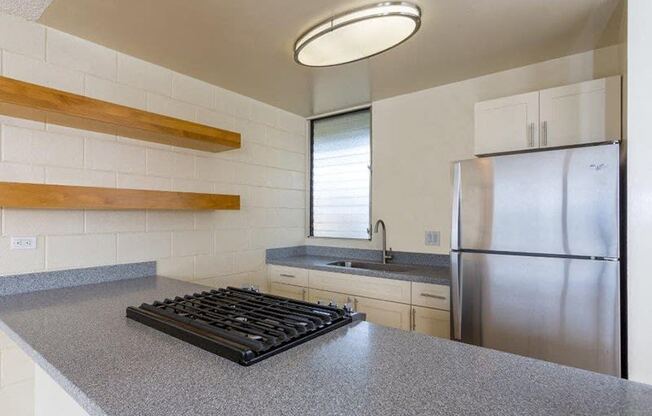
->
[307,44,625,255]
[0,13,307,290]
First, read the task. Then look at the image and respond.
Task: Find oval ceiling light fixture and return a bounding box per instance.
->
[294,2,421,67]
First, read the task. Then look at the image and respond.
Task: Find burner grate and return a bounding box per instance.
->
[126,287,354,365]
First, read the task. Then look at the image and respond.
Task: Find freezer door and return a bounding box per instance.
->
[456,144,619,257]
[457,252,620,376]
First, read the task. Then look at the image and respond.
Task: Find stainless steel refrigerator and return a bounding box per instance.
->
[450,143,621,377]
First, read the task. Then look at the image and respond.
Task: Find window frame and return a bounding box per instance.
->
[308,107,373,240]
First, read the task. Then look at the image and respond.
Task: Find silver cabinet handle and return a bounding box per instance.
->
[353,297,359,310]
[279,273,295,278]
[528,122,534,147]
[411,308,416,331]
[420,293,446,300]
[302,288,306,301]
[542,121,548,146]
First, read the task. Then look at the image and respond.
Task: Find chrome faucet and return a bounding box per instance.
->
[374,219,393,264]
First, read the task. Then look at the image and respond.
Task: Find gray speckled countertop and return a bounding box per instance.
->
[267,255,451,285]
[1,275,651,416]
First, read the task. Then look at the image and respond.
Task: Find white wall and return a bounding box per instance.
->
[308,44,625,255]
[0,13,307,291]
[626,0,652,385]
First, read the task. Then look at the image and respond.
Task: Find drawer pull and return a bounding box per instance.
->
[420,293,446,300]
[279,273,295,278]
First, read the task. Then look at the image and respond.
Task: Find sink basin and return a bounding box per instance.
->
[327,261,416,273]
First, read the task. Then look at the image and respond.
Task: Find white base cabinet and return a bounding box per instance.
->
[269,282,307,301]
[412,306,450,338]
[267,265,451,339]
[309,288,411,331]
[356,296,412,331]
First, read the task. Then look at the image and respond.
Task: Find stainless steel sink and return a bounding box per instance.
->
[327,260,416,273]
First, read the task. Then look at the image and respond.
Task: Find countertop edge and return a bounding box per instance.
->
[266,257,451,285]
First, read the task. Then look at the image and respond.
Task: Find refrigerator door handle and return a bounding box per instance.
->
[451,163,461,250]
[450,251,462,340]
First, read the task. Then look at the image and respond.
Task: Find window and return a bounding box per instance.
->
[310,109,371,239]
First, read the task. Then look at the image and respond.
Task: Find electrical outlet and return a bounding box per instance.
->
[425,231,440,246]
[11,237,37,250]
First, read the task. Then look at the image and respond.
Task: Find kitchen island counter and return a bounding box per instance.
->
[0,275,650,416]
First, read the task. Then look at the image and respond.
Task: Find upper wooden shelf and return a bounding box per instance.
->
[0,182,240,211]
[0,76,241,152]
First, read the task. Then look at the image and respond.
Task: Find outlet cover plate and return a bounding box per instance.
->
[11,237,37,250]
[425,231,440,246]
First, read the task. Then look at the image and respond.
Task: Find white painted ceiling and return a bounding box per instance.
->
[0,0,52,20]
[38,0,625,116]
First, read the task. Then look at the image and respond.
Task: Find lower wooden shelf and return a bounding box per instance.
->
[0,182,240,210]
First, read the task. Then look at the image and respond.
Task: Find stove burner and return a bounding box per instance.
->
[126,287,358,365]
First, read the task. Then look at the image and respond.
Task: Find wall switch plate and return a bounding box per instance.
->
[11,237,37,250]
[425,231,440,246]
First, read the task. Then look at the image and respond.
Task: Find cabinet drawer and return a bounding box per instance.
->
[268,265,308,286]
[269,282,307,302]
[412,306,450,339]
[309,270,411,304]
[411,282,450,310]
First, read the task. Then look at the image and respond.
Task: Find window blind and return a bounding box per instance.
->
[311,110,371,239]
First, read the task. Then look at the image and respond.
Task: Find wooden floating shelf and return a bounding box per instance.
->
[0,182,240,211]
[0,76,241,152]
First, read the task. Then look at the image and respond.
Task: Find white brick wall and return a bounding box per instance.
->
[0,13,307,290]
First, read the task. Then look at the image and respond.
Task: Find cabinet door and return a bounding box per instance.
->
[412,306,450,339]
[269,282,307,301]
[355,297,412,331]
[474,91,539,155]
[539,76,621,148]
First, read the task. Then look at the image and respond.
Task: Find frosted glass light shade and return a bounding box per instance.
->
[295,2,421,67]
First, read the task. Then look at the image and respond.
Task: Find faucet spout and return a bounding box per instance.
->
[374,219,393,264]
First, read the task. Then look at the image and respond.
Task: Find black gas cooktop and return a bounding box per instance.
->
[126,287,360,366]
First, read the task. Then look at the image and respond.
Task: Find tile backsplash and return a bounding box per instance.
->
[0,13,307,290]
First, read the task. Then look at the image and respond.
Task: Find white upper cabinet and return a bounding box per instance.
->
[474,91,539,155]
[474,76,621,155]
[539,76,621,148]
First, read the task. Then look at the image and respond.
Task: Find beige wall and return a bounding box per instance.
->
[0,13,307,290]
[308,44,625,255]
[626,0,652,385]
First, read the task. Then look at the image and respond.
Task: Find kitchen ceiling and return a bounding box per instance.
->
[38,0,625,117]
